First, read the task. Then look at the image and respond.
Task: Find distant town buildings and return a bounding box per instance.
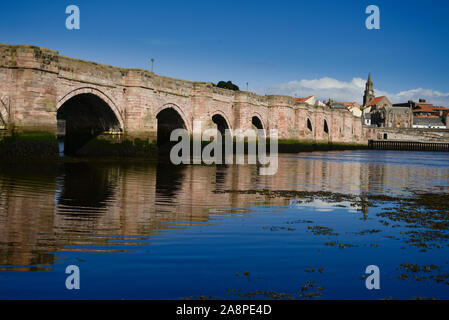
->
[361,74,448,129]
[362,73,392,109]
[365,96,392,110]
[327,101,362,118]
[294,96,362,118]
[287,73,447,130]
[370,106,413,128]
[393,99,448,128]
[293,95,326,107]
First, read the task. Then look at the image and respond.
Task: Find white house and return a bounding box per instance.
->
[293,95,326,107]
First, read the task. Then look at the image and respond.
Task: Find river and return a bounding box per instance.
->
[0,150,448,299]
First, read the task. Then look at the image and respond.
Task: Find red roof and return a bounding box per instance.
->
[414,108,433,113]
[367,96,386,106]
[415,115,440,119]
[414,104,439,113]
[336,101,361,109]
[293,96,313,102]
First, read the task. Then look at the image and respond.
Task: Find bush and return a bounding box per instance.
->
[216,81,239,91]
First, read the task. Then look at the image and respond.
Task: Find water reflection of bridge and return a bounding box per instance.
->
[0,152,447,269]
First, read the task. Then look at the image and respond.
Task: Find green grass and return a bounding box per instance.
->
[1,131,57,143]
[0,132,58,159]
[276,140,368,152]
[76,137,158,157]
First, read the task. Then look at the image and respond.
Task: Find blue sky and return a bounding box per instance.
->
[1,0,448,105]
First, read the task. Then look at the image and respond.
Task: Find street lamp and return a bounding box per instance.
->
[151,58,155,72]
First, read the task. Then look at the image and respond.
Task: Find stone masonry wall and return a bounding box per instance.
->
[364,127,449,142]
[0,44,365,144]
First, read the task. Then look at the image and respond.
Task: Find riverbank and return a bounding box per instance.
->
[276,139,368,153]
[0,132,369,161]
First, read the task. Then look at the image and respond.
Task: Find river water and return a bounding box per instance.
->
[0,150,448,299]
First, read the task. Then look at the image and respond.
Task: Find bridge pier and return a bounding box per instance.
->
[0,44,375,157]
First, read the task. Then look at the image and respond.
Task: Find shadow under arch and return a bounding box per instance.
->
[57,93,122,155]
[252,116,264,130]
[212,113,231,135]
[156,106,187,148]
[307,118,313,132]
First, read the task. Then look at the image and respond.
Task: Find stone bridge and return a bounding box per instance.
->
[0,44,364,154]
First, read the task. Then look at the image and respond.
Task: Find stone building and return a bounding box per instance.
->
[363,73,375,107]
[336,102,362,117]
[371,106,413,128]
[393,99,448,129]
[362,112,372,126]
[393,99,432,111]
[362,73,393,127]
[413,117,446,129]
[362,73,392,110]
[365,96,392,110]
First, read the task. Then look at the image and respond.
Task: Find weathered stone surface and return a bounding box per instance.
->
[365,127,449,142]
[0,44,365,144]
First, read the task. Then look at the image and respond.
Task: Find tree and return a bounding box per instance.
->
[216,81,239,91]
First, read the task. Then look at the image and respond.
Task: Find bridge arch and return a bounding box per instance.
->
[57,87,124,129]
[57,90,123,155]
[307,118,313,132]
[155,103,191,132]
[251,113,265,130]
[211,110,232,135]
[324,119,329,134]
[155,103,189,147]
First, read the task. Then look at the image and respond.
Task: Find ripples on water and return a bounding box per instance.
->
[0,150,448,299]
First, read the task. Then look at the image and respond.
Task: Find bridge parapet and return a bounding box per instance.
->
[0,43,367,146]
[0,44,59,73]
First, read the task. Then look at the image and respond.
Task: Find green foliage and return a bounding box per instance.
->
[6,131,56,142]
[216,81,240,91]
[326,98,335,107]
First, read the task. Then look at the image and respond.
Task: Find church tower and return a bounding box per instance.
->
[363,73,375,106]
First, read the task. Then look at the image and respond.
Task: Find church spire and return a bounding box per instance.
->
[363,72,375,106]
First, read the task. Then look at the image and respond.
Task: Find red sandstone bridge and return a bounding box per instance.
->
[0,44,364,154]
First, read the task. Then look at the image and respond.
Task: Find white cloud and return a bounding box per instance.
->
[389,88,449,106]
[259,77,449,106]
